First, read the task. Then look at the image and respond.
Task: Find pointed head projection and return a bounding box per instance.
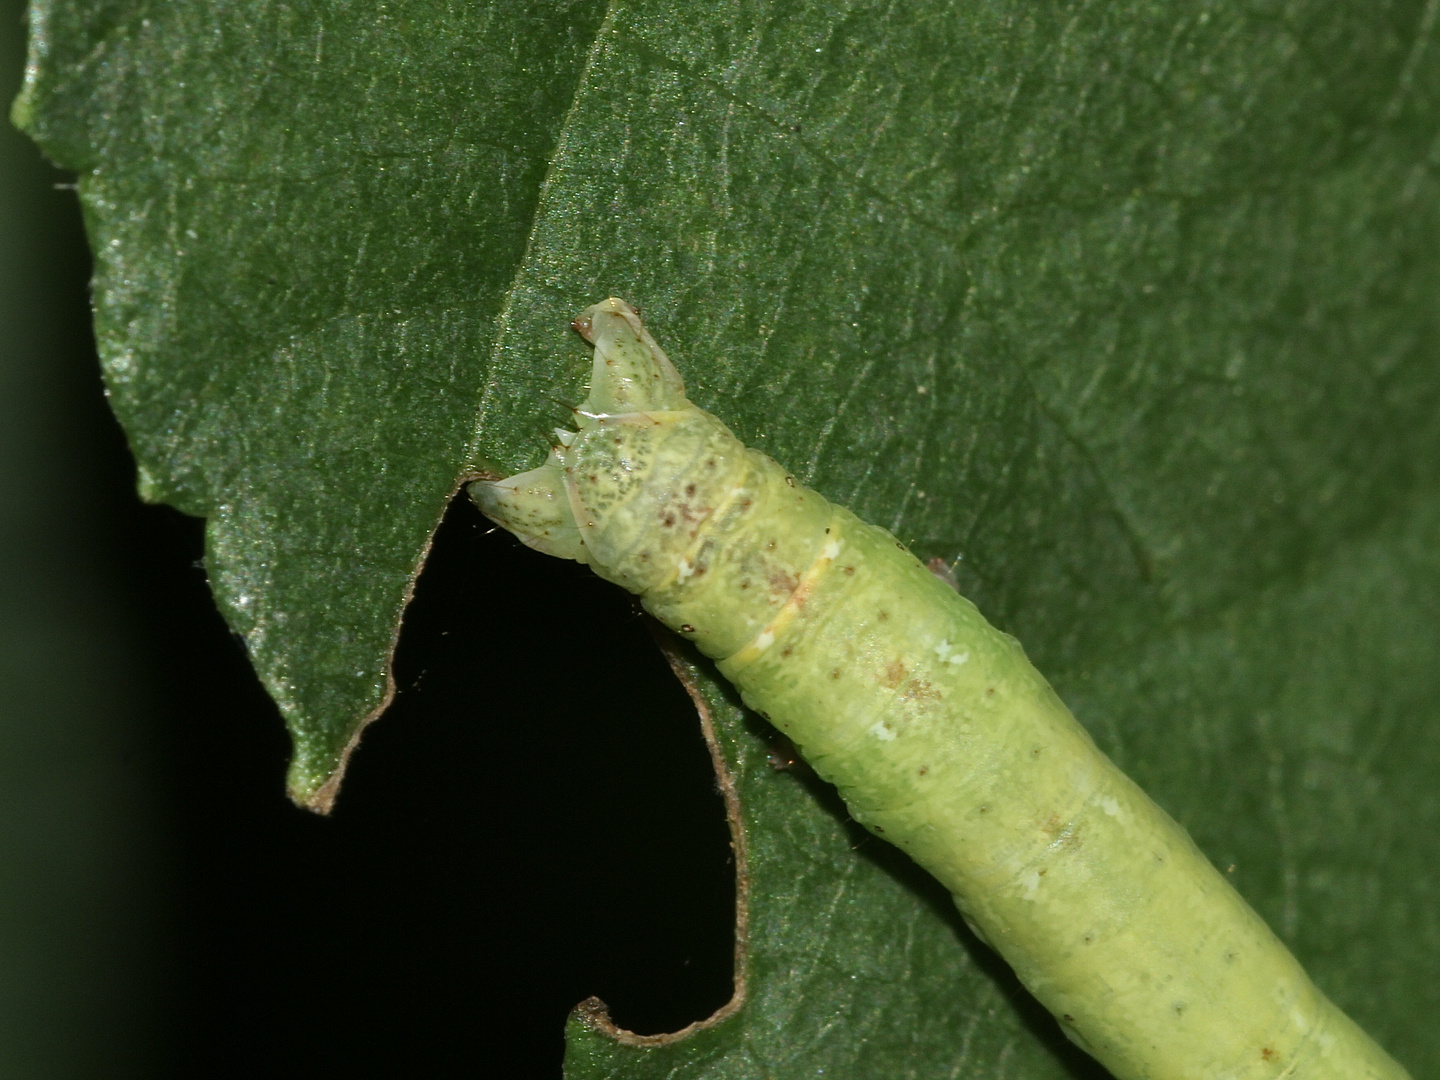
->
[572,297,689,414]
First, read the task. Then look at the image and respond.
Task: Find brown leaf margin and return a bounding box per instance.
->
[295,472,499,813]
[569,622,751,1045]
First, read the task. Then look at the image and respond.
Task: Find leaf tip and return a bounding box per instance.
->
[284,737,362,815]
[288,776,339,816]
[278,667,396,815]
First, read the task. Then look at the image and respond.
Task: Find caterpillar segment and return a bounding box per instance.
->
[470,298,1408,1080]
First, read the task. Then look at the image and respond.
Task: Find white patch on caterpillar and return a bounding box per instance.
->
[1020,869,1043,900]
[754,630,775,651]
[868,720,898,741]
[933,639,971,665]
[1099,796,1124,820]
[822,539,841,559]
[677,556,696,581]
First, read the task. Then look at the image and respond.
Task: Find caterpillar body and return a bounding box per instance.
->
[470,299,1408,1080]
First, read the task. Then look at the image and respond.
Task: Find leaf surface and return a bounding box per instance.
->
[16,0,1440,1074]
[15,0,610,804]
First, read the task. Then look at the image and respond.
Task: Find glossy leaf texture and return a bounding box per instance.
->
[15,0,1440,1075]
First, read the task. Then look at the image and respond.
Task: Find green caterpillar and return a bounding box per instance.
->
[471,299,1408,1080]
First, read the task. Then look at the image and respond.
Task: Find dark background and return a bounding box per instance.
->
[1,7,734,1076]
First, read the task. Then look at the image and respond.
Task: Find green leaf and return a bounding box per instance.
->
[15,0,1439,1075]
[14,0,610,806]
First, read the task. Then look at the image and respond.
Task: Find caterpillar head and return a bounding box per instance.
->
[473,300,846,659]
[469,300,732,589]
